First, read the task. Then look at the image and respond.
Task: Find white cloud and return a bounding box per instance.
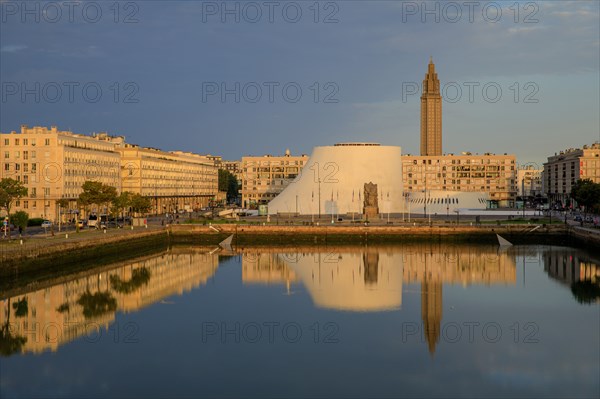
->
[0,45,27,53]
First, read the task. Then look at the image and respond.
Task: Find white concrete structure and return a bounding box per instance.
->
[406,190,490,215]
[268,143,404,215]
[279,251,403,312]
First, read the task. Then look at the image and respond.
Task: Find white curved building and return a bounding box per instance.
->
[268,143,404,215]
[406,190,490,215]
[279,251,403,312]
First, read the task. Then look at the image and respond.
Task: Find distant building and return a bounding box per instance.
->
[241,149,308,208]
[116,143,218,214]
[517,165,543,198]
[0,125,218,220]
[268,143,404,216]
[0,125,121,219]
[421,57,442,156]
[543,143,600,206]
[401,153,517,208]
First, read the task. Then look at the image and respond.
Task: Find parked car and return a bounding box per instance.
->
[584,216,593,223]
[107,220,123,228]
[41,220,53,228]
[574,215,583,222]
[76,220,86,228]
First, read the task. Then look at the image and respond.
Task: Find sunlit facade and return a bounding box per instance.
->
[543,143,600,206]
[402,153,517,208]
[0,125,121,219]
[241,150,308,208]
[116,144,218,214]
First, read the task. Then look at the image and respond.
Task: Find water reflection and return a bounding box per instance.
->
[1,244,599,357]
[0,248,219,355]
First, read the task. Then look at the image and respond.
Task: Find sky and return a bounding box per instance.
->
[1,0,599,167]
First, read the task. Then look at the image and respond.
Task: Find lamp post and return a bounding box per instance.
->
[318,178,321,220]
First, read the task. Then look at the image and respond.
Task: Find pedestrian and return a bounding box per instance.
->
[18,225,22,237]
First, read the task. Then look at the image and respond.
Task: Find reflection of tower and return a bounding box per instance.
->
[421,279,442,356]
[363,252,379,285]
[420,57,442,156]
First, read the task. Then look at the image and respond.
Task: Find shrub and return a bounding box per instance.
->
[27,218,44,227]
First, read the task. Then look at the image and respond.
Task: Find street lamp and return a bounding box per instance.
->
[318,178,321,220]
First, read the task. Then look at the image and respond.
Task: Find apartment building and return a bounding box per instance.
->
[241,150,308,208]
[0,125,219,220]
[0,125,121,219]
[401,152,517,207]
[543,143,600,206]
[116,144,218,214]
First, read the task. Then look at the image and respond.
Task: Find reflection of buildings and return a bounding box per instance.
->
[403,244,517,355]
[0,249,219,354]
[242,252,298,293]
[542,247,600,287]
[260,244,516,354]
[279,249,404,312]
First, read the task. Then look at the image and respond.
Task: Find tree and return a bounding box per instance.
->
[79,181,118,216]
[571,179,600,215]
[112,191,132,218]
[218,169,239,203]
[10,211,28,236]
[56,198,70,223]
[0,178,28,239]
[130,194,152,215]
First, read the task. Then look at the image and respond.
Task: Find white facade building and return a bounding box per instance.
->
[267,143,404,216]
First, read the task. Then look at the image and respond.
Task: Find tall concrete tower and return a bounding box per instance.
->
[420,57,442,156]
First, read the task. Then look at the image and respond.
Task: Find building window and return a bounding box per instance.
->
[3,139,8,145]
[15,139,20,145]
[45,139,50,146]
[4,152,9,159]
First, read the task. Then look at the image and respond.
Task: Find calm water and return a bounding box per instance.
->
[1,243,599,398]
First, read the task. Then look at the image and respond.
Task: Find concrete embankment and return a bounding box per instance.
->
[168,223,579,246]
[0,229,168,285]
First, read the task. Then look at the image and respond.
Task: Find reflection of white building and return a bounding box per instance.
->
[268,143,404,215]
[280,251,403,312]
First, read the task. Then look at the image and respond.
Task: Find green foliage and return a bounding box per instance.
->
[56,198,70,209]
[130,194,152,214]
[0,178,28,238]
[571,179,600,214]
[10,211,29,230]
[112,191,133,215]
[77,290,117,319]
[218,169,239,202]
[0,178,28,211]
[56,303,70,313]
[571,280,600,304]
[0,324,27,357]
[79,181,118,210]
[27,218,45,227]
[109,267,151,294]
[12,298,28,318]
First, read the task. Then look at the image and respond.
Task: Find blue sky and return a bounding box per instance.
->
[1,0,598,166]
